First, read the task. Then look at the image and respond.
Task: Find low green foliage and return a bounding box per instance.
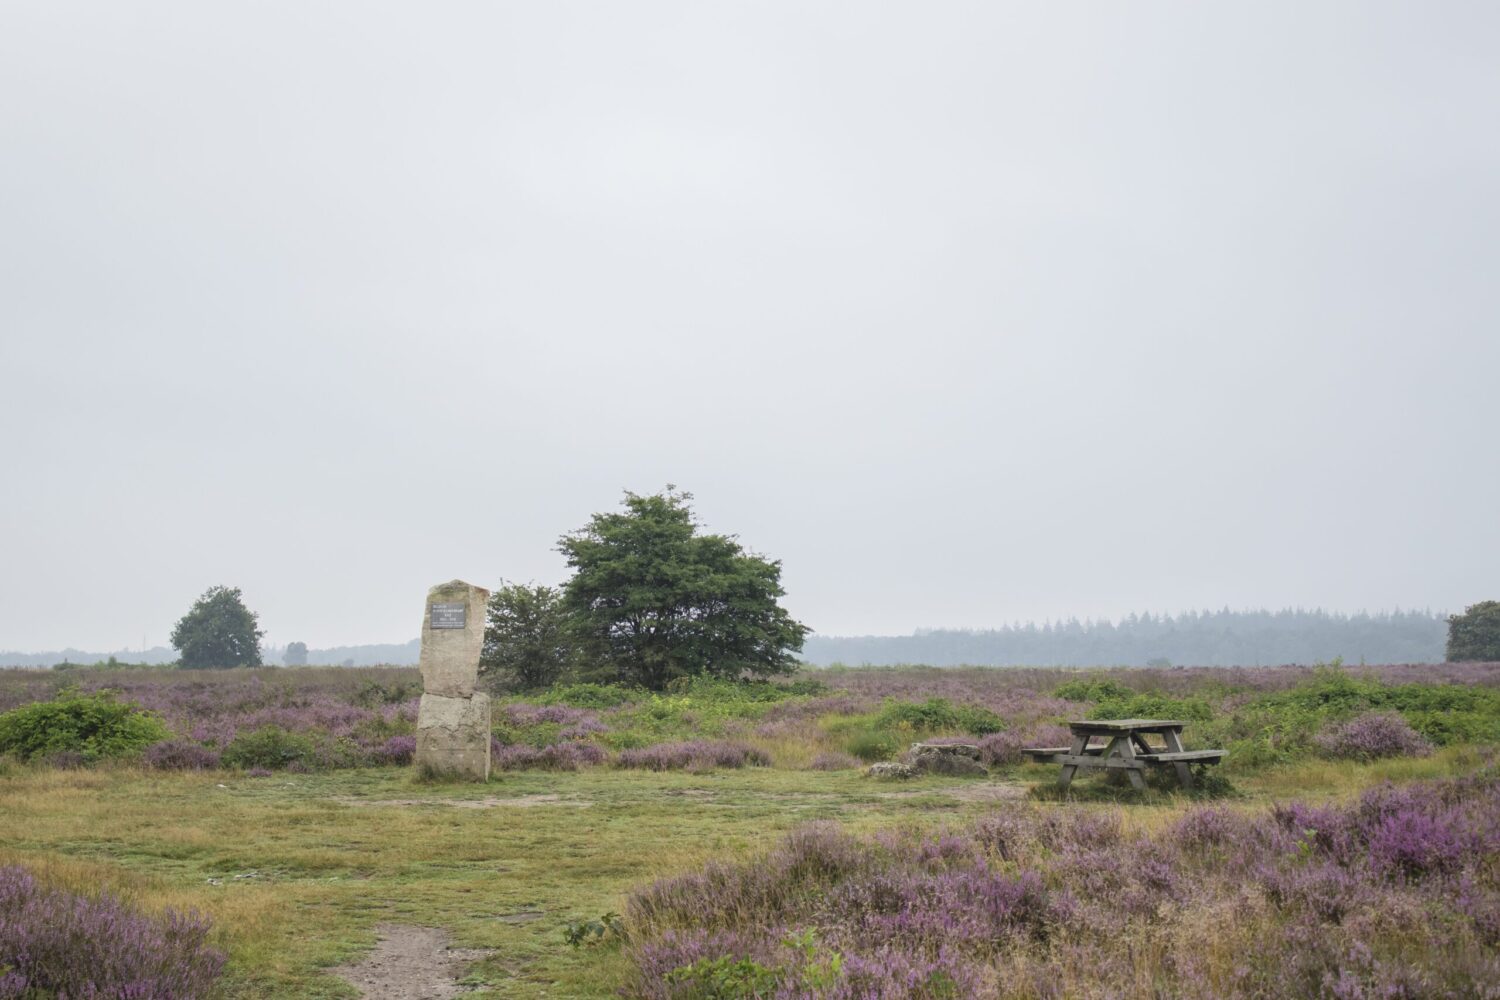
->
[221,725,319,770]
[1188,668,1500,769]
[664,956,783,999]
[562,912,624,949]
[1089,693,1214,723]
[540,683,635,709]
[842,726,902,762]
[0,690,170,761]
[1053,677,1135,702]
[871,698,1005,736]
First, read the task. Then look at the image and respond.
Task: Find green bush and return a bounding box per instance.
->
[1053,677,1134,702]
[954,704,1005,736]
[874,698,959,731]
[221,726,318,770]
[870,697,1002,735]
[844,727,901,762]
[540,683,635,709]
[0,691,171,762]
[1089,693,1214,723]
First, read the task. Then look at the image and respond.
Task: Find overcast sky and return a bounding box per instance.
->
[2,2,1497,652]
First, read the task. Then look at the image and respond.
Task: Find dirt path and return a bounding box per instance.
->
[335,793,591,809]
[334,924,490,999]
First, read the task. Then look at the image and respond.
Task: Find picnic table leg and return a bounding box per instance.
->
[1057,732,1090,789]
[1161,728,1195,790]
[1106,735,1147,791]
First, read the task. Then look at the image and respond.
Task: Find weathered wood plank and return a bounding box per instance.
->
[1049,754,1146,769]
[1067,719,1187,732]
[1135,750,1226,763]
[1024,746,1104,758]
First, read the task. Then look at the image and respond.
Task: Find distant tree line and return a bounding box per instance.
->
[801,608,1449,667]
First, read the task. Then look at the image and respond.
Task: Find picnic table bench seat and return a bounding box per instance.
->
[1022,745,1105,761]
[1133,750,1226,764]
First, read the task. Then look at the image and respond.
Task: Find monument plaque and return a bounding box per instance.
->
[430,602,466,629]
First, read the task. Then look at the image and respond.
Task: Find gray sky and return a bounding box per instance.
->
[2,2,1497,651]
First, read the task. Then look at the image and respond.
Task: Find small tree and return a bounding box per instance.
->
[559,487,809,690]
[170,585,264,668]
[481,582,574,691]
[1446,601,1500,662]
[284,641,308,667]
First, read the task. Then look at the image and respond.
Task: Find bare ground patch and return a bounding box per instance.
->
[334,924,490,1000]
[875,781,1028,802]
[335,793,591,809]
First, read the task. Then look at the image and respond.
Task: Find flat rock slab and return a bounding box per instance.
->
[334,924,489,1000]
[910,742,981,759]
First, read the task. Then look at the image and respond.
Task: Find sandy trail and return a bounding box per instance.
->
[334,924,490,1000]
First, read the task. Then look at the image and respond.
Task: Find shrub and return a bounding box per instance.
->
[0,691,171,762]
[143,739,222,771]
[844,727,901,762]
[1054,677,1134,702]
[1090,693,1213,723]
[808,751,861,771]
[0,865,225,999]
[221,725,318,770]
[491,740,608,771]
[624,777,1500,999]
[615,740,770,771]
[373,734,416,765]
[871,698,1004,736]
[540,683,635,709]
[1314,712,1433,761]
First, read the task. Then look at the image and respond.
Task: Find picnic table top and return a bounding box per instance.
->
[1067,718,1187,732]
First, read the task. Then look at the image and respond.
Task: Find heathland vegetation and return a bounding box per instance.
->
[1,659,1497,996]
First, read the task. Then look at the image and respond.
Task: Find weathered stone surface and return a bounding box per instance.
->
[867,762,916,779]
[907,742,988,776]
[415,579,491,781]
[909,741,981,760]
[415,692,491,780]
[418,580,489,699]
[915,754,989,777]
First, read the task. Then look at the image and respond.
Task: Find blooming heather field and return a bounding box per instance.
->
[0,661,1497,998]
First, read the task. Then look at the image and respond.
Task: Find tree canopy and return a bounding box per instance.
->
[1447,601,1500,663]
[481,582,573,690]
[558,487,808,690]
[170,585,264,668]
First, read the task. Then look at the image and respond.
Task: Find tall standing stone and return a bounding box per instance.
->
[414,580,491,780]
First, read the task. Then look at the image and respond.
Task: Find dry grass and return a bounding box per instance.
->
[0,746,1490,997]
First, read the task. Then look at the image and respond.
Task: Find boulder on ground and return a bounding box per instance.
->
[908,742,988,777]
[867,762,916,779]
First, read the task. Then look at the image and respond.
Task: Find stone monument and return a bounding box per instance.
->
[414,579,491,780]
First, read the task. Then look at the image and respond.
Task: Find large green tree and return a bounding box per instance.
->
[481,582,575,690]
[558,487,809,690]
[1447,600,1500,662]
[170,585,264,668]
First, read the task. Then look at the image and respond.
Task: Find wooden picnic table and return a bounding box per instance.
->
[1022,719,1225,790]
